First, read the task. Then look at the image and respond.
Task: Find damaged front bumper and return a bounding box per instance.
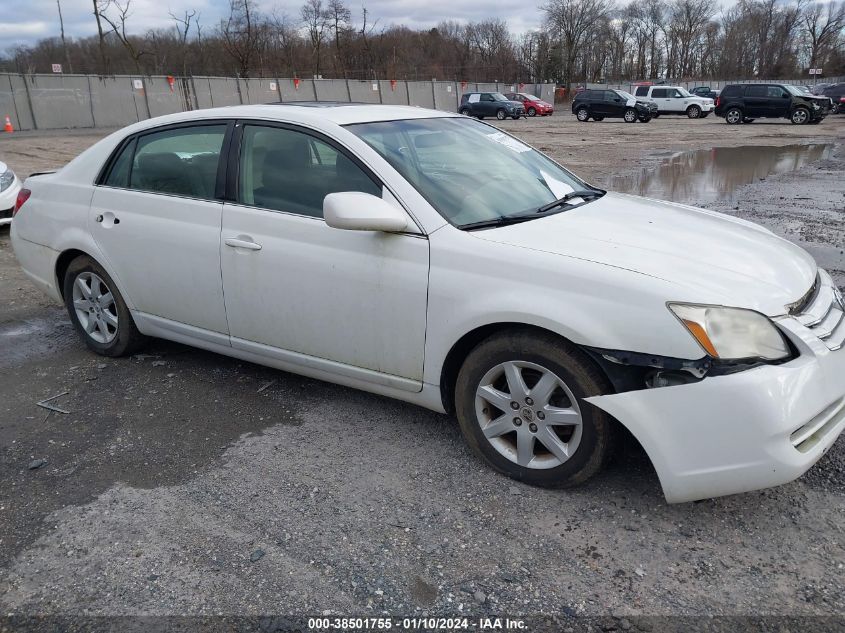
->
[586,316,845,503]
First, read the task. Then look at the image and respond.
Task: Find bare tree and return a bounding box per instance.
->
[804,0,845,70]
[170,9,197,77]
[92,0,110,74]
[302,0,329,77]
[542,0,614,90]
[100,0,147,72]
[326,0,352,77]
[219,0,262,77]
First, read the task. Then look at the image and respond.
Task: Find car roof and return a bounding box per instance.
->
[120,103,458,131]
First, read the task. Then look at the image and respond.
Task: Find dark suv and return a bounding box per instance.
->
[459,93,524,120]
[821,83,845,113]
[571,89,656,123]
[715,83,831,125]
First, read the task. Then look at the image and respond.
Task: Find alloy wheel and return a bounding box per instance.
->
[687,105,701,119]
[474,360,583,470]
[726,108,742,124]
[576,108,589,121]
[624,109,637,122]
[791,108,809,124]
[72,272,118,344]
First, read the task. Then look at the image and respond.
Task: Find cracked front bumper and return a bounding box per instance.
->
[586,318,845,503]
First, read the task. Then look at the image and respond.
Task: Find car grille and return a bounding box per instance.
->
[793,270,845,351]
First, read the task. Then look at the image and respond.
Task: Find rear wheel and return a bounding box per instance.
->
[726,107,743,124]
[459,107,471,116]
[623,108,637,123]
[791,107,810,125]
[527,107,537,117]
[496,109,507,120]
[63,256,147,357]
[455,330,615,488]
[576,107,590,122]
[686,105,701,119]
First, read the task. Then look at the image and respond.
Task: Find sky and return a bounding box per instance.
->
[0,0,546,53]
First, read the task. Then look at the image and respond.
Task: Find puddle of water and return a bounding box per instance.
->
[608,143,833,203]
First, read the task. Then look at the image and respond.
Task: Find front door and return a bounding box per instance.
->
[220,122,430,382]
[89,122,230,335]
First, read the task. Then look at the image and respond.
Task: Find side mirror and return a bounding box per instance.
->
[324,191,410,232]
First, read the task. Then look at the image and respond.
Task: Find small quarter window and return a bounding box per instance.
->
[103,138,135,188]
[635,86,648,96]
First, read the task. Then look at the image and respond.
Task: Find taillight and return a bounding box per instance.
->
[715,96,721,107]
[13,188,31,216]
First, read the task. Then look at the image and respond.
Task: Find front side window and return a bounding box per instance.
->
[238,125,381,218]
[129,125,226,199]
[348,117,591,228]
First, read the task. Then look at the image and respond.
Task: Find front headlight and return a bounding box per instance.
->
[0,169,14,192]
[668,303,790,361]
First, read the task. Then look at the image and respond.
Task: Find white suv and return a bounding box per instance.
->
[633,85,715,118]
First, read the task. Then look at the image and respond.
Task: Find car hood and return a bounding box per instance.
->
[472,192,816,316]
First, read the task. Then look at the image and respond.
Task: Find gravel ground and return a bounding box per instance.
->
[1,113,844,628]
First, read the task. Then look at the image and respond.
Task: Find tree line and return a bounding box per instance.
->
[2,0,844,88]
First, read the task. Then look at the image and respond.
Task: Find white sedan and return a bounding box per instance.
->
[10,104,845,503]
[0,160,22,225]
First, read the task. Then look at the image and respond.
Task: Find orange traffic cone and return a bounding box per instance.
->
[3,116,12,133]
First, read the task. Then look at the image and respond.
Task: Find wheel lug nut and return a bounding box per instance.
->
[525,397,534,406]
[537,411,545,420]
[529,423,538,433]
[513,417,522,426]
[510,401,519,410]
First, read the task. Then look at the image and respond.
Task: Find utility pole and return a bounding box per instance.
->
[57,0,73,73]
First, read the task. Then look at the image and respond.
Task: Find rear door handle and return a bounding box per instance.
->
[225,238,262,251]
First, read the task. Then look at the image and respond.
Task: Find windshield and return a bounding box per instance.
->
[784,85,804,96]
[615,90,635,100]
[347,117,591,228]
[520,93,540,100]
[676,87,693,97]
[492,93,509,101]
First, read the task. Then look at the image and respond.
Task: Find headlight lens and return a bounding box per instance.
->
[0,169,14,192]
[668,303,790,361]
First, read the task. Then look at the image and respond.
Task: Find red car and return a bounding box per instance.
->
[503,92,554,116]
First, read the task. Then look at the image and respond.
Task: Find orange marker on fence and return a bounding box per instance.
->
[3,116,12,133]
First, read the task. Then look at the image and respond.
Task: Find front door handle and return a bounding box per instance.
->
[225,237,262,251]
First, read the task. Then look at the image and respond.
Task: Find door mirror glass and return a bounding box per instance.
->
[324,192,409,232]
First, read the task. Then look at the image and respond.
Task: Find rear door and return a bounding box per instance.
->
[744,85,769,117]
[89,121,231,336]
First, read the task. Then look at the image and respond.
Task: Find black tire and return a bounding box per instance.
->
[725,107,743,124]
[623,108,637,123]
[459,107,471,116]
[686,105,701,119]
[496,109,507,120]
[575,107,590,122]
[63,255,147,357]
[455,329,615,488]
[791,107,810,125]
[527,107,537,117]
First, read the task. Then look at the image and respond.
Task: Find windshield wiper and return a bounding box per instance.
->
[459,214,539,231]
[537,189,605,213]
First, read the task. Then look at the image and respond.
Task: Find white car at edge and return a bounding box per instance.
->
[10,104,845,503]
[0,160,22,225]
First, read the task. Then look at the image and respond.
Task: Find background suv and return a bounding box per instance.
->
[503,92,554,116]
[633,85,714,118]
[820,83,845,113]
[459,93,524,120]
[572,89,656,123]
[715,83,831,125]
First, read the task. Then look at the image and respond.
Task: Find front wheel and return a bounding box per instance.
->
[576,107,590,122]
[455,330,615,488]
[496,109,507,120]
[623,108,638,123]
[686,105,701,119]
[63,256,147,357]
[791,107,810,125]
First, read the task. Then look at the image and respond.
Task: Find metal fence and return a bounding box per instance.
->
[0,73,557,131]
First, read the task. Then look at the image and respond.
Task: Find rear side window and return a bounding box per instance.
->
[635,86,648,96]
[103,138,136,188]
[746,85,767,97]
[721,85,742,97]
[652,88,668,98]
[130,125,227,200]
[237,125,381,218]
